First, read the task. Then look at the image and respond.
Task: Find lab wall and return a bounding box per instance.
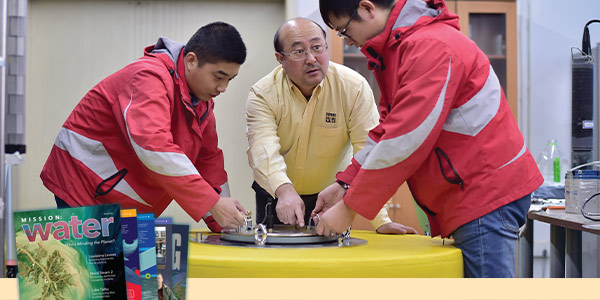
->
[518,0,600,277]
[520,0,600,164]
[17,0,285,229]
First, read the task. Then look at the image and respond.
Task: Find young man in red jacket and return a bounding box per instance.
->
[41,22,247,231]
[314,0,542,277]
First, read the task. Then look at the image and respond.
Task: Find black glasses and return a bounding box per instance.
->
[278,44,328,61]
[336,5,359,39]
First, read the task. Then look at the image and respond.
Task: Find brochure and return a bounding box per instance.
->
[154,218,172,291]
[121,209,141,300]
[14,204,126,299]
[137,213,158,300]
[171,224,189,300]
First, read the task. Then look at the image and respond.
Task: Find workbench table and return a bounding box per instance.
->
[519,209,600,277]
[188,231,463,278]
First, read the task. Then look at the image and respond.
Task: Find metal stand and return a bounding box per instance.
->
[566,229,582,277]
[550,225,566,277]
[4,153,22,278]
[1,0,27,278]
[517,218,534,277]
[212,214,360,248]
[266,198,274,229]
[0,0,8,279]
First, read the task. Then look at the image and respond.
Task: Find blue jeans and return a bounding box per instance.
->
[451,194,531,278]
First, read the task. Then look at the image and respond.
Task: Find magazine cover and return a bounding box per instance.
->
[137,213,158,300]
[121,209,141,300]
[14,204,126,300]
[154,218,172,292]
[171,224,189,300]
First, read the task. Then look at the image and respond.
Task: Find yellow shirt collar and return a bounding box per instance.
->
[284,72,325,101]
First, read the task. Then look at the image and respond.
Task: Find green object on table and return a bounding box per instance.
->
[413,200,430,235]
[553,157,561,182]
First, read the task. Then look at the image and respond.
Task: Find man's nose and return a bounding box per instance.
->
[305,51,317,63]
[217,82,227,93]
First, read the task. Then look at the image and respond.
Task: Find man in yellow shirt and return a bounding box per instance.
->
[246,17,416,234]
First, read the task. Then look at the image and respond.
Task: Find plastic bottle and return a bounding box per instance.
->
[536,139,565,186]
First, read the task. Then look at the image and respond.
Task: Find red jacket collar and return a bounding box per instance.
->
[360,0,406,61]
[142,44,192,104]
[176,48,191,103]
[360,0,458,70]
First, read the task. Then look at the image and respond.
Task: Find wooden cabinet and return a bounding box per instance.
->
[452,0,518,119]
[328,0,517,234]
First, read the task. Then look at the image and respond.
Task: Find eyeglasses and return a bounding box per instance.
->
[336,5,359,39]
[278,44,328,61]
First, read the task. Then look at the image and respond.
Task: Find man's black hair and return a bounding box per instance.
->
[185,21,246,66]
[319,0,394,29]
[273,18,327,53]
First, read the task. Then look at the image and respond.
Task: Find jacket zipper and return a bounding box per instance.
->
[183,100,211,131]
[434,147,464,190]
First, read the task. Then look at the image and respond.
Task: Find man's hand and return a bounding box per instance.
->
[275,183,305,227]
[312,182,346,217]
[376,222,418,234]
[315,200,356,237]
[209,197,245,229]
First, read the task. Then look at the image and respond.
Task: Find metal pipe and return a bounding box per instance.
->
[2,0,28,278]
[0,0,8,279]
[5,162,17,277]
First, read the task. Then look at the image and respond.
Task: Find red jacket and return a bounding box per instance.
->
[337,0,542,237]
[41,37,226,223]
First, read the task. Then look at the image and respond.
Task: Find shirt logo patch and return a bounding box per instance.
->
[325,112,336,123]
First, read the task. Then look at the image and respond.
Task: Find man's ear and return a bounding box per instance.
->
[360,0,377,18]
[185,52,198,70]
[275,52,284,64]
